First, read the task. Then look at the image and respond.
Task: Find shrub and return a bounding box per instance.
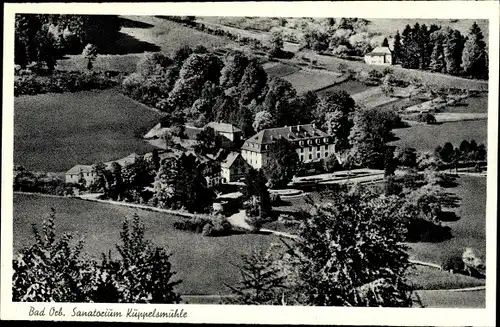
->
[173,216,208,233]
[201,222,215,236]
[442,255,464,273]
[173,214,232,236]
[382,66,394,76]
[14,71,119,96]
[245,214,266,232]
[368,69,383,80]
[277,214,301,227]
[417,113,437,125]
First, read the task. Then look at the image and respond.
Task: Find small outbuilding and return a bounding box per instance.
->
[364,46,392,66]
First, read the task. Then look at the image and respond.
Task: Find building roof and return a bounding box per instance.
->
[144,123,164,139]
[106,153,140,167]
[206,122,242,134]
[367,46,392,56]
[66,165,93,175]
[241,124,331,153]
[221,151,241,168]
[184,125,203,140]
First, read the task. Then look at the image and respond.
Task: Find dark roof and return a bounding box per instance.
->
[221,151,240,168]
[66,165,93,175]
[366,46,392,56]
[184,126,203,140]
[206,122,242,134]
[241,124,331,153]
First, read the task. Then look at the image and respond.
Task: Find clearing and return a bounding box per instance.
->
[13,193,280,295]
[391,120,487,152]
[57,15,234,73]
[317,79,374,97]
[407,175,487,265]
[282,68,345,93]
[14,89,163,172]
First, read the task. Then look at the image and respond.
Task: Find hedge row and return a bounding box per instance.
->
[14,71,120,96]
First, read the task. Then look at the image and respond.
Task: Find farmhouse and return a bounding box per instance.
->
[241,124,335,170]
[364,46,393,66]
[65,165,95,184]
[205,122,242,142]
[221,151,251,183]
[65,153,140,184]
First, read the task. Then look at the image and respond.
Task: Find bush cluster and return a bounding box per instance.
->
[173,214,232,236]
[13,212,181,303]
[14,71,120,96]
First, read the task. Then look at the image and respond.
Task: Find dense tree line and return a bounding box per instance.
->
[15,14,121,71]
[393,22,488,79]
[122,47,361,141]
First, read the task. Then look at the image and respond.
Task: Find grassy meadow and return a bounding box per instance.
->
[13,193,280,295]
[14,89,164,172]
[406,175,487,265]
[391,120,487,152]
[57,15,234,73]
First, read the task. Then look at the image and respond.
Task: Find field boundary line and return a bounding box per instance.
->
[409,259,442,269]
[423,286,486,292]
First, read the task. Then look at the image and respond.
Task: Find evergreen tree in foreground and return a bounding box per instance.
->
[462,22,488,79]
[228,185,415,306]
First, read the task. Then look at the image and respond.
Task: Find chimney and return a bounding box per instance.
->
[289,126,292,132]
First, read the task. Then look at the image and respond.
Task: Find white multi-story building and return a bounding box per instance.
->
[241,124,335,170]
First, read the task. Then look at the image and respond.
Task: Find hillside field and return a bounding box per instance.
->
[57,16,234,73]
[407,175,487,265]
[14,89,164,172]
[391,120,488,152]
[13,193,280,295]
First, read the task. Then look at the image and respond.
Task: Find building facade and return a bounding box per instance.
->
[364,46,392,65]
[65,153,140,185]
[241,124,335,170]
[221,151,251,183]
[205,122,242,142]
[65,165,96,184]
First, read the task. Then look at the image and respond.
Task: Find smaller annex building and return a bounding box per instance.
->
[221,151,251,183]
[65,153,140,184]
[364,46,392,66]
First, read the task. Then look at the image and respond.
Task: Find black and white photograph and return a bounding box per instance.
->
[1,1,498,325]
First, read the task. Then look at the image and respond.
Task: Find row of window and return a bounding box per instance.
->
[300,152,329,161]
[245,137,331,150]
[300,145,324,153]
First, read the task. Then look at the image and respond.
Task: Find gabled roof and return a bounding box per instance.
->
[107,153,140,167]
[367,46,392,56]
[185,126,203,140]
[206,122,242,134]
[221,151,241,168]
[144,123,164,139]
[241,124,330,152]
[66,165,93,175]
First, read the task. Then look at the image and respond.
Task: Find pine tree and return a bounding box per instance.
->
[462,22,488,79]
[382,37,389,47]
[429,38,446,73]
[400,25,412,68]
[419,24,431,69]
[392,31,402,64]
[444,28,464,76]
